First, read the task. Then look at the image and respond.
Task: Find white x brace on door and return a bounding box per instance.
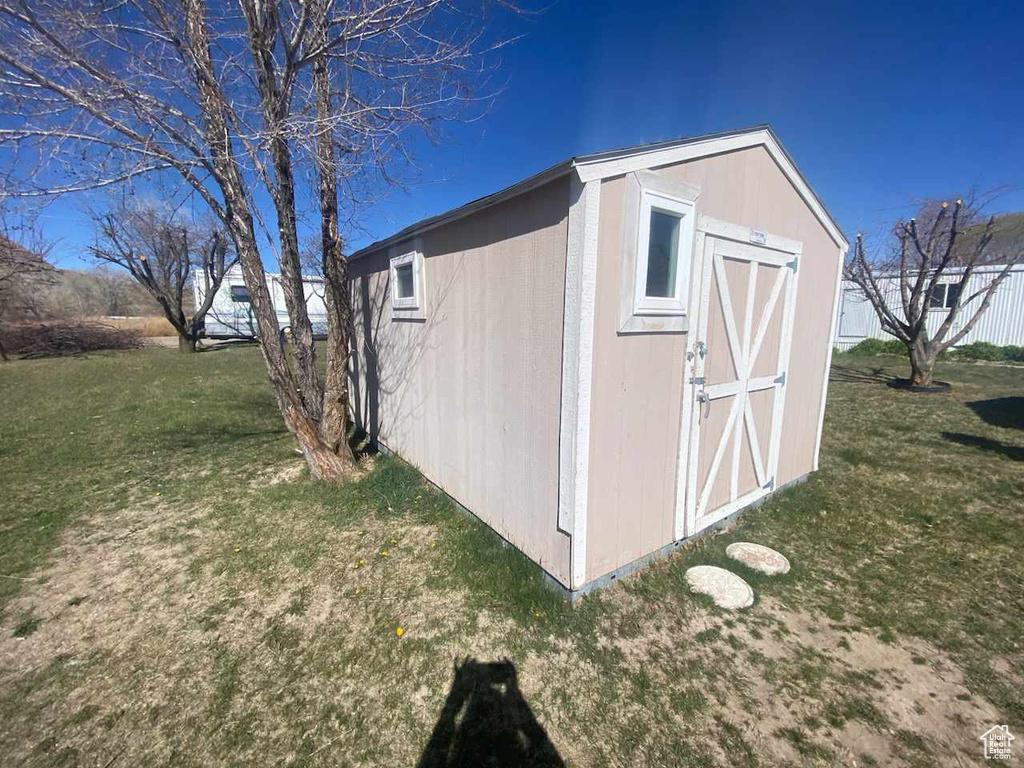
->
[677,217,802,538]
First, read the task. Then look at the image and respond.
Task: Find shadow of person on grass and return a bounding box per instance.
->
[941,432,1024,461]
[965,397,1024,430]
[417,658,565,768]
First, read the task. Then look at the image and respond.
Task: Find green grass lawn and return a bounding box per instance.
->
[0,347,1021,767]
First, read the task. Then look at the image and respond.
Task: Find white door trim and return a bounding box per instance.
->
[675,217,801,538]
[672,227,708,540]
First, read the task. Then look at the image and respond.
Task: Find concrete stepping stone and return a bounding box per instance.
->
[726,542,791,575]
[684,565,754,610]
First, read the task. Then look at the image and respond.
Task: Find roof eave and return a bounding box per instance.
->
[349,124,848,260]
[348,157,576,261]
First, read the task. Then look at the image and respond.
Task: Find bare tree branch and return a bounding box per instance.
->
[845,195,1023,386]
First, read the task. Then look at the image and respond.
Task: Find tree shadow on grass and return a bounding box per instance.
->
[829,364,893,385]
[941,432,1024,462]
[965,397,1024,430]
[418,658,565,768]
[198,339,258,353]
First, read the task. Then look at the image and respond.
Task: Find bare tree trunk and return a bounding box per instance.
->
[310,12,355,464]
[908,339,937,387]
[845,200,1022,394]
[267,135,323,420]
[240,0,323,422]
[178,333,198,353]
[232,232,352,480]
[183,0,350,482]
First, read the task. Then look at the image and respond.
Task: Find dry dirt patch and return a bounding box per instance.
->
[711,597,999,765]
[0,490,477,766]
[0,489,1006,768]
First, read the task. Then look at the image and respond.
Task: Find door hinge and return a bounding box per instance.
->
[690,376,706,386]
[774,372,786,385]
[786,256,799,271]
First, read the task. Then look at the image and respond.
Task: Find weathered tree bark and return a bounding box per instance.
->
[178,334,199,354]
[241,0,322,421]
[310,6,355,465]
[183,0,350,481]
[908,339,936,387]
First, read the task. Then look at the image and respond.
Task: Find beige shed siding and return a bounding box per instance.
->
[349,177,572,585]
[586,146,841,583]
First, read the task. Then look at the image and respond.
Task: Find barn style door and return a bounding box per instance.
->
[680,219,802,537]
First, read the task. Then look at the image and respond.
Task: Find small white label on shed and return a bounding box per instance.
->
[749,230,767,245]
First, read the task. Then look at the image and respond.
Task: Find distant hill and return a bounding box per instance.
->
[21,266,193,320]
[959,212,1024,265]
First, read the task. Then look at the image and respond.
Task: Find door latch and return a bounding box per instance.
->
[696,390,711,422]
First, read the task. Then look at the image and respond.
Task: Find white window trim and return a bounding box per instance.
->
[389,240,426,321]
[634,190,695,315]
[929,282,959,311]
[618,170,701,334]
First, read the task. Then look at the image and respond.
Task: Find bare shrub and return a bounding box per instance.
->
[5,321,142,358]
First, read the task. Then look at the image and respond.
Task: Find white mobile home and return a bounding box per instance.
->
[193,264,329,341]
[834,264,1024,351]
[348,126,847,595]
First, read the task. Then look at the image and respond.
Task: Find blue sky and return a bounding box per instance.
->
[28,0,1024,268]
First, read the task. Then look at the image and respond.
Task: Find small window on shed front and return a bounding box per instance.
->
[633,189,695,316]
[230,284,251,302]
[645,209,682,298]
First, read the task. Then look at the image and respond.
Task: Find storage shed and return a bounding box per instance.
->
[348,126,848,594]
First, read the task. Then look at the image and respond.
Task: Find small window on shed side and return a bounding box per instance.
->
[395,263,415,299]
[389,245,426,321]
[230,284,251,302]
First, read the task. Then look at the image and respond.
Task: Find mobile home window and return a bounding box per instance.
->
[230,284,251,302]
[634,190,695,316]
[930,283,960,309]
[389,247,425,320]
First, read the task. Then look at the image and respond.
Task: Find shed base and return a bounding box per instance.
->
[556,472,811,602]
[375,438,810,604]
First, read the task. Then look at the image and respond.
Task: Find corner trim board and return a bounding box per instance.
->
[558,172,600,589]
[813,244,847,470]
